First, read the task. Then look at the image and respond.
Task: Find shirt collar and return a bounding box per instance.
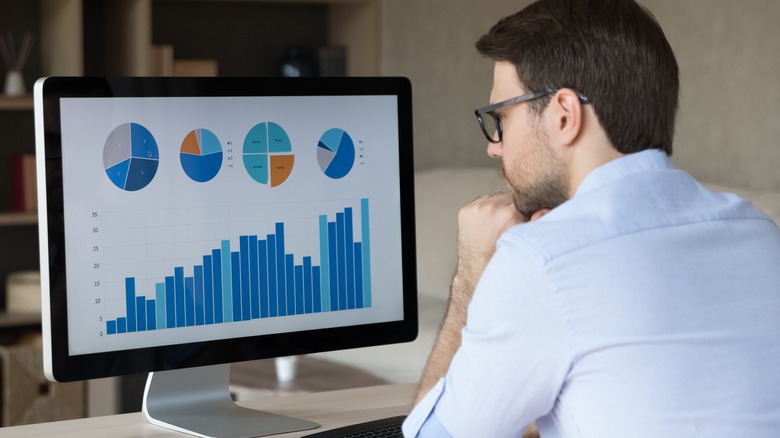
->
[575,149,674,197]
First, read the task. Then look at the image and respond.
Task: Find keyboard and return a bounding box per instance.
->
[301,415,406,438]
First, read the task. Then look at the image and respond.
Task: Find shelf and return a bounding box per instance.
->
[0,311,41,329]
[0,212,38,226]
[0,95,34,111]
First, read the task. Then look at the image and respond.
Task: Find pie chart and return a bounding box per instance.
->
[242,122,295,187]
[180,128,223,182]
[103,122,159,191]
[317,128,354,179]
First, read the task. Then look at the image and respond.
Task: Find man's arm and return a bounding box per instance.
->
[416,192,528,402]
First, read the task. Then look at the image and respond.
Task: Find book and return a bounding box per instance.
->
[11,153,36,213]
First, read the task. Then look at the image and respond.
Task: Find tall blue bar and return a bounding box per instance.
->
[147,300,157,330]
[194,265,205,326]
[249,235,260,319]
[259,239,269,318]
[319,215,331,311]
[336,212,347,311]
[165,276,175,328]
[327,222,338,311]
[174,267,185,328]
[275,223,287,316]
[355,243,364,308]
[361,198,372,307]
[125,277,137,332]
[203,255,214,325]
[303,257,313,314]
[239,236,251,321]
[294,264,304,315]
[267,234,278,317]
[285,254,295,315]
[221,240,233,323]
[345,207,355,309]
[212,249,223,324]
[155,282,166,330]
[136,296,146,331]
[185,276,195,327]
[231,251,241,321]
[313,266,322,313]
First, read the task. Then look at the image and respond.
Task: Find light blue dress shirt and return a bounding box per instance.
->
[404,150,780,437]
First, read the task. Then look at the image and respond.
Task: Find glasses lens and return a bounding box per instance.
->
[479,112,500,142]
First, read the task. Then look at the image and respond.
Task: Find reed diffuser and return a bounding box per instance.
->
[0,31,34,97]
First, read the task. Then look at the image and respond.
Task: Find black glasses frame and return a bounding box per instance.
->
[474,88,590,143]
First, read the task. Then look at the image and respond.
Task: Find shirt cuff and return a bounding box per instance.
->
[402,379,452,437]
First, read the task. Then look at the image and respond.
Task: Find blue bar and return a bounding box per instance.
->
[185,276,195,327]
[175,267,185,328]
[327,222,338,311]
[336,212,347,311]
[295,264,304,315]
[232,251,241,321]
[107,320,117,335]
[249,235,260,319]
[147,299,157,331]
[303,257,313,314]
[345,207,355,309]
[240,236,251,321]
[203,255,214,325]
[165,276,175,328]
[117,317,127,334]
[126,277,137,333]
[259,239,269,318]
[221,240,233,323]
[136,296,146,331]
[313,266,322,313]
[212,249,223,324]
[276,223,287,316]
[355,243,364,308]
[267,234,278,317]
[361,198,372,307]
[286,254,295,315]
[319,215,331,312]
[194,265,205,326]
[155,282,166,330]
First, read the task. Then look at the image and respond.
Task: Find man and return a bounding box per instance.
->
[403,0,780,436]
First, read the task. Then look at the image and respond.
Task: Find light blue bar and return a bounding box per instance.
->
[361,198,372,307]
[155,282,166,330]
[221,240,233,323]
[319,215,331,312]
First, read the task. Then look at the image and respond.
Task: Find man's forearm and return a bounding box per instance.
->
[415,270,476,402]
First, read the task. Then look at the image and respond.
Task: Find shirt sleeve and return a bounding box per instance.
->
[407,234,575,437]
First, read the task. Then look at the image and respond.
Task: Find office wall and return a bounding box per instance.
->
[380,0,780,191]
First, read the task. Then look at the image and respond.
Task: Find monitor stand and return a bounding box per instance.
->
[142,363,319,437]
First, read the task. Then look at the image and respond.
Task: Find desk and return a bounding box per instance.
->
[0,383,416,437]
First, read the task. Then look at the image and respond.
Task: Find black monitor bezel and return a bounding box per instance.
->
[36,76,417,382]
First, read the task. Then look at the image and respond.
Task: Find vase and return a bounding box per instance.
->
[4,70,25,97]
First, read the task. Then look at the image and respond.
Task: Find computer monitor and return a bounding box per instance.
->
[34,76,417,437]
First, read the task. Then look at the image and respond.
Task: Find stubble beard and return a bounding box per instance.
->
[501,127,570,218]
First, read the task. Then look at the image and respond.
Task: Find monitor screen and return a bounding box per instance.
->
[34,77,417,389]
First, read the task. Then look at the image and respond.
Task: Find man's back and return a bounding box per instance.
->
[493,150,780,436]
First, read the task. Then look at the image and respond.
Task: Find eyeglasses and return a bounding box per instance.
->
[474,88,590,143]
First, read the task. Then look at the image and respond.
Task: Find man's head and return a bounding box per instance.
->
[475,0,679,216]
[477,0,679,155]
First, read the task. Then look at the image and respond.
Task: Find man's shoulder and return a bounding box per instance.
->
[501,170,774,263]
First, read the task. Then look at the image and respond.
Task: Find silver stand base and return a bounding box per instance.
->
[142,363,319,437]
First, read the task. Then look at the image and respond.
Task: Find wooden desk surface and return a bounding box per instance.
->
[0,383,416,438]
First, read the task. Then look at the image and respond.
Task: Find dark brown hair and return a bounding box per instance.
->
[476,0,679,155]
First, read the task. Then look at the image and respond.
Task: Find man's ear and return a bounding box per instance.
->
[546,88,584,148]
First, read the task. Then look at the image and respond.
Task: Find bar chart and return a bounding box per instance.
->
[105,198,372,335]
